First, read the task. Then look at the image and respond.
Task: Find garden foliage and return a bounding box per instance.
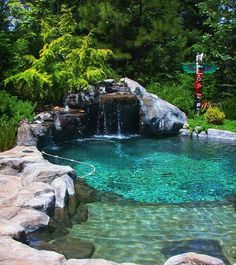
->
[205,107,225,125]
[220,97,236,120]
[4,7,115,104]
[0,90,35,151]
[147,74,194,116]
[0,0,235,151]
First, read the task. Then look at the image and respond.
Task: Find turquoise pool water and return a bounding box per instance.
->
[69,201,236,265]
[45,136,236,204]
[44,136,236,265]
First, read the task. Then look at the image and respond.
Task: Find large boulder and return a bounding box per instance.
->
[138,92,187,135]
[124,77,187,136]
[0,174,22,207]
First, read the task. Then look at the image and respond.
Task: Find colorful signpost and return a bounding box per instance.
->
[182,53,219,111]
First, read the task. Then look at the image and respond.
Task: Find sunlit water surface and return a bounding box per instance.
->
[44,136,236,265]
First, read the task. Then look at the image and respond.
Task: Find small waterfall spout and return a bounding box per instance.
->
[96,93,139,136]
[96,103,108,135]
[117,103,122,136]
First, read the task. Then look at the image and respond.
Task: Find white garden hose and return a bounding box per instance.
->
[41,150,96,178]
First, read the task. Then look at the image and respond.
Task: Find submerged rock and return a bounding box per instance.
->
[161,239,229,265]
[71,203,88,224]
[49,235,95,259]
[74,179,100,203]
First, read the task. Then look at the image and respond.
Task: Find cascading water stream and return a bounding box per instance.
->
[117,103,122,136]
[96,103,108,135]
[95,93,139,137]
[102,104,108,134]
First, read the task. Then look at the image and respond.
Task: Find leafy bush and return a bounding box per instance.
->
[205,107,225,125]
[220,97,236,120]
[0,90,35,151]
[4,8,116,104]
[147,74,194,116]
[0,115,17,152]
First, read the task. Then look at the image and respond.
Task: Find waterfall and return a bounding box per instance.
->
[117,103,122,136]
[102,104,108,134]
[96,103,108,135]
[96,93,139,136]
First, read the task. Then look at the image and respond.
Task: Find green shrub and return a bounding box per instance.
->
[205,107,225,125]
[147,74,194,116]
[0,90,35,151]
[0,115,17,152]
[4,9,116,104]
[220,97,236,120]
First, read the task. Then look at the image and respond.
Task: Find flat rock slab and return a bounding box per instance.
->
[0,236,66,265]
[180,129,236,142]
[10,208,50,233]
[0,219,25,241]
[15,181,55,212]
[99,93,138,104]
[0,174,21,207]
[66,259,137,265]
[163,252,225,265]
[21,160,75,185]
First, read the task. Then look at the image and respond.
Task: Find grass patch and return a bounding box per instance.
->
[188,116,236,133]
[211,119,236,132]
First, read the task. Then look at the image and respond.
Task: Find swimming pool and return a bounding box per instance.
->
[44,136,236,264]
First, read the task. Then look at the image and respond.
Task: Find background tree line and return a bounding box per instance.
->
[0,0,235,150]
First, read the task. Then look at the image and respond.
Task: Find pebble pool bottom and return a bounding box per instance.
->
[44,136,236,265]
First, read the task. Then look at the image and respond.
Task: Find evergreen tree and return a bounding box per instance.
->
[5,6,115,104]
